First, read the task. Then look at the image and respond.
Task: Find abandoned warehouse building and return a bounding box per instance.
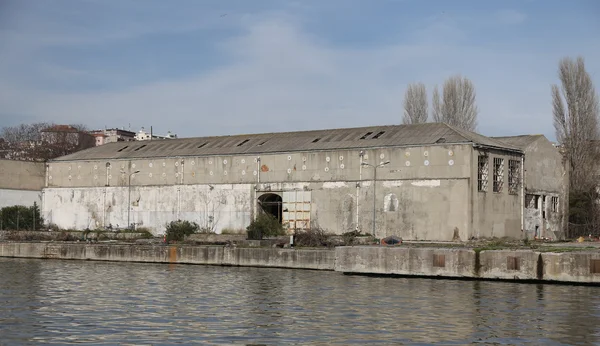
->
[41,123,567,241]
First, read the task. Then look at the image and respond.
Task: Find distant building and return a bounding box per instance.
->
[89,128,136,146]
[135,127,177,141]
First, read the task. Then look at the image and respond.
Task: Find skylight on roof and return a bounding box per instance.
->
[134,145,147,151]
[372,131,385,139]
[197,142,208,149]
[359,132,373,140]
[117,146,129,152]
[312,138,321,143]
[258,140,268,146]
[237,139,250,147]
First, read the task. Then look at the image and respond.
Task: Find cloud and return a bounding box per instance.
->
[496,9,527,25]
[0,2,598,143]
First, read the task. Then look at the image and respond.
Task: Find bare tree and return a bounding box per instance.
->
[552,56,600,238]
[402,83,428,124]
[432,75,478,131]
[553,56,600,189]
[0,122,94,161]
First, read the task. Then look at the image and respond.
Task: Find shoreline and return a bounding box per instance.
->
[1,242,599,285]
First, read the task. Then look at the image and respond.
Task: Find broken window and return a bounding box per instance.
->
[508,159,521,195]
[477,156,488,192]
[551,196,559,212]
[493,157,504,193]
[525,194,537,208]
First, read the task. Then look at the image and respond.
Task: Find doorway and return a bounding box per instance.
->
[258,193,283,223]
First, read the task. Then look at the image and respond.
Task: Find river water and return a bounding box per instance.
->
[1,258,600,345]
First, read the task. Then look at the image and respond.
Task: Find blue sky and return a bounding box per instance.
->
[1,0,599,140]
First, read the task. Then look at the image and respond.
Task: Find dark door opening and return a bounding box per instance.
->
[258,193,283,223]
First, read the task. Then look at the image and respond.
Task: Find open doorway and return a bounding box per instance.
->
[258,193,283,223]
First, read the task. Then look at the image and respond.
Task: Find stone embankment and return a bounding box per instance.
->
[1,242,600,284]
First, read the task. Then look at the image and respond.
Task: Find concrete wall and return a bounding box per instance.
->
[471,149,523,239]
[0,159,45,190]
[0,189,41,208]
[522,137,567,240]
[0,242,335,270]
[479,250,540,280]
[335,246,476,277]
[0,160,44,208]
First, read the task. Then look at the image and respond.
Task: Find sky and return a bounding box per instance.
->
[0,0,599,140]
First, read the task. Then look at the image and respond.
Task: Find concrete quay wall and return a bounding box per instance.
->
[2,243,600,284]
[0,242,335,271]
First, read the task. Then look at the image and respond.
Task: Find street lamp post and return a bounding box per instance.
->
[124,170,140,230]
[361,161,390,240]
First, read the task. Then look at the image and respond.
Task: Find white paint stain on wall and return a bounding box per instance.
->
[323,182,347,189]
[411,180,441,187]
[383,181,404,187]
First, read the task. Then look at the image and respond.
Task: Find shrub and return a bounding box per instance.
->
[342,230,362,246]
[165,220,200,242]
[294,228,332,247]
[246,213,285,240]
[0,203,43,230]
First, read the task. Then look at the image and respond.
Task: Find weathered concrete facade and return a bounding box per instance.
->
[43,123,527,240]
[494,135,568,240]
[0,159,45,208]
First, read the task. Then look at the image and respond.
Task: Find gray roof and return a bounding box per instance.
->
[492,135,544,150]
[53,123,521,161]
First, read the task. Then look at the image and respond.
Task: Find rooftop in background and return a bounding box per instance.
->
[41,125,80,133]
[492,135,546,150]
[52,123,522,161]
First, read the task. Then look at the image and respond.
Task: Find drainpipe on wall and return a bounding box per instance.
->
[521,155,525,237]
[356,151,364,230]
[254,157,261,221]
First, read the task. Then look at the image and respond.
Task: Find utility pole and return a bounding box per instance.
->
[361,160,390,240]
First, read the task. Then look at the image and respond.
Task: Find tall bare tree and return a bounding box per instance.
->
[552,56,600,237]
[402,83,428,124]
[432,75,478,131]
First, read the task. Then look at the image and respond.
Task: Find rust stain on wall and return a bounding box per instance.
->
[261,165,269,172]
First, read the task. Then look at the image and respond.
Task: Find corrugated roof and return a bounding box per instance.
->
[492,135,544,150]
[52,123,521,161]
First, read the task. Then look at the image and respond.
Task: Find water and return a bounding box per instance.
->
[1,258,600,345]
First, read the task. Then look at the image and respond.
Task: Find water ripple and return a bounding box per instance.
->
[1,258,600,345]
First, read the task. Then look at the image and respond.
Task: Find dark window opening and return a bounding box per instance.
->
[117,146,129,152]
[134,145,147,151]
[372,131,385,139]
[312,138,321,143]
[258,193,283,223]
[478,156,488,192]
[237,139,250,147]
[360,132,373,140]
[197,142,208,149]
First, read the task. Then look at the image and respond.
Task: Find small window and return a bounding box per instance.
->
[197,142,208,149]
[542,196,546,219]
[372,131,385,139]
[134,145,147,151]
[359,132,373,140]
[312,138,321,143]
[493,157,504,193]
[525,194,537,209]
[508,159,521,195]
[237,139,250,147]
[477,156,488,192]
[117,146,129,152]
[551,196,559,212]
